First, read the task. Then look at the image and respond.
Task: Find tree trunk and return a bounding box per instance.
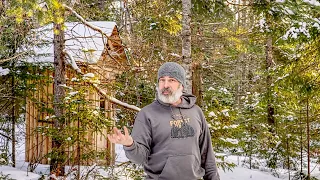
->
[265,1,275,132]
[124,1,132,34]
[11,70,15,167]
[299,108,303,178]
[266,36,275,130]
[192,63,202,107]
[286,118,290,179]
[306,97,310,180]
[50,21,66,177]
[181,0,192,93]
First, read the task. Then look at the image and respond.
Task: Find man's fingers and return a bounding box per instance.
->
[107,134,117,143]
[123,126,129,137]
[108,127,132,145]
[114,127,124,137]
[113,127,119,135]
[108,133,121,143]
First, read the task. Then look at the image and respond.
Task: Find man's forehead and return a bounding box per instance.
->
[159,76,176,79]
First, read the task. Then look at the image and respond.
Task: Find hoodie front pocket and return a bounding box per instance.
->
[158,154,203,180]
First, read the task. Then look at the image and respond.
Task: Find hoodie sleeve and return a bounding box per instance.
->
[199,111,220,180]
[123,111,152,164]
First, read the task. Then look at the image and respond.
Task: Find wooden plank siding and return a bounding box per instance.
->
[26,65,118,165]
[26,24,126,166]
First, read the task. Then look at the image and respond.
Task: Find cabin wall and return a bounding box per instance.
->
[25,66,116,165]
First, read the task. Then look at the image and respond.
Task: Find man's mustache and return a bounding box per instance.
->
[161,87,172,94]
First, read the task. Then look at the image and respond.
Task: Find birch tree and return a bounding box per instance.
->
[181,0,192,93]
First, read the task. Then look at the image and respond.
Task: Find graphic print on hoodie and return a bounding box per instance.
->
[123,93,220,180]
[170,113,195,138]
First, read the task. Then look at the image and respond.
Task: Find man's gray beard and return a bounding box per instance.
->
[157,85,183,104]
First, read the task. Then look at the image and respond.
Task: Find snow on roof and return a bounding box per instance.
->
[26,21,117,64]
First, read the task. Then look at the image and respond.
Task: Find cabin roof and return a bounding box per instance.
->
[26,21,118,64]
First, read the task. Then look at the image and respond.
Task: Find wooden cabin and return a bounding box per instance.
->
[25,21,128,165]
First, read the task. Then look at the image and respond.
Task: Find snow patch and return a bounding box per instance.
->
[221,109,230,117]
[83,73,95,78]
[208,111,217,118]
[220,138,239,145]
[68,91,79,96]
[303,0,320,6]
[0,67,9,76]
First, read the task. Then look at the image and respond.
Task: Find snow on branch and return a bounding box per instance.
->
[169,53,181,58]
[91,84,141,112]
[65,50,141,112]
[65,51,81,73]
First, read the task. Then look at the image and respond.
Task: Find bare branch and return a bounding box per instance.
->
[0,130,12,140]
[0,52,28,63]
[63,4,109,38]
[63,4,126,69]
[225,0,252,6]
[65,51,141,112]
[91,84,141,112]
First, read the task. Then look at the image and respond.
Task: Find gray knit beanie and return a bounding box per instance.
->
[157,62,186,87]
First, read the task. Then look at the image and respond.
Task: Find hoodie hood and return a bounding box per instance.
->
[156,92,197,109]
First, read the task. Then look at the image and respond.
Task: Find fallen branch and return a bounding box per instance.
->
[65,51,141,112]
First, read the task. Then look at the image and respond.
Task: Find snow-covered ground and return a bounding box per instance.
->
[219,166,281,180]
[0,139,319,179]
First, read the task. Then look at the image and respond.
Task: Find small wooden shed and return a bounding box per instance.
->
[25,21,128,165]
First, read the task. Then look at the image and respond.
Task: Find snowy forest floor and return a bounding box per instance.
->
[0,143,319,180]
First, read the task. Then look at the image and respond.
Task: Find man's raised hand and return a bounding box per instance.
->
[107,126,133,147]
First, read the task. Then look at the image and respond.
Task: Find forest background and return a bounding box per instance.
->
[0,0,320,179]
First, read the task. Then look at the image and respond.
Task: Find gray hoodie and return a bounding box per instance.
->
[124,93,220,180]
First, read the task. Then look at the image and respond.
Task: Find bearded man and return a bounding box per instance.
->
[107,62,220,180]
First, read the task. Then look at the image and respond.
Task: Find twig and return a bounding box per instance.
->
[0,131,12,140]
